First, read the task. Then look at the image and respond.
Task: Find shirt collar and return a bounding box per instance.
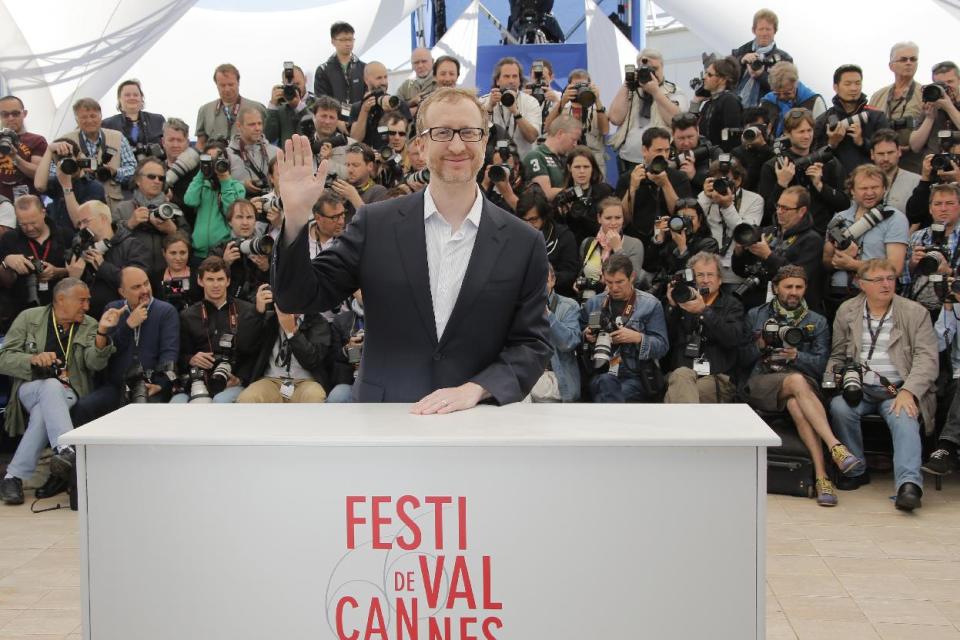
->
[423,184,483,230]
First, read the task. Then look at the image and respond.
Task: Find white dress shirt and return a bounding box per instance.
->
[423,184,484,340]
[484,91,543,159]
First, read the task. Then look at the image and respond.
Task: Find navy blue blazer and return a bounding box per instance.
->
[273,190,551,403]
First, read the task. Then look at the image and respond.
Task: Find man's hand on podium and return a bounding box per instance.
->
[410,382,490,415]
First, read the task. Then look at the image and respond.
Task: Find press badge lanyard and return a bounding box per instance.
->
[865,308,890,361]
[50,309,75,375]
[200,301,238,353]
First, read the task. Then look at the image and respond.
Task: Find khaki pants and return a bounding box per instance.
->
[236,378,327,403]
[663,367,736,404]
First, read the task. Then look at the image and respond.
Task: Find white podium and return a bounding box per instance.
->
[62,403,779,640]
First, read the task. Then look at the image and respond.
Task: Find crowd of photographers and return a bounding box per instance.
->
[0,11,958,512]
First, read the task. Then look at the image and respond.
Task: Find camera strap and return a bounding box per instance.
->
[200,300,238,354]
[27,238,50,262]
[859,361,900,397]
[885,82,917,120]
[238,140,269,185]
[865,307,890,361]
[220,100,240,129]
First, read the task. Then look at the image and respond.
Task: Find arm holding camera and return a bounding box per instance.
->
[349,95,378,143]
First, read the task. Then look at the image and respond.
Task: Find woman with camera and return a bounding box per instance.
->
[102,79,166,150]
[694,57,744,148]
[575,197,644,299]
[650,198,720,285]
[156,231,201,312]
[113,158,185,287]
[516,188,578,297]
[555,146,614,245]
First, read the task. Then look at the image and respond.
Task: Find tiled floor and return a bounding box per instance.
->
[0,471,957,638]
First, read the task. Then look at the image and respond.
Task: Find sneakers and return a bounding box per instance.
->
[0,477,24,505]
[922,448,959,476]
[831,443,865,475]
[815,478,838,507]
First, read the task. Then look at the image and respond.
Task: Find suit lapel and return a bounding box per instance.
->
[395,191,438,344]
[438,200,507,348]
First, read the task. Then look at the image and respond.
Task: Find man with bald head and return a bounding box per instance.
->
[0,277,119,504]
[349,61,413,149]
[397,48,438,115]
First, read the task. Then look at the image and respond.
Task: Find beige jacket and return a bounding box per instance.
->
[828,294,939,433]
[62,128,123,210]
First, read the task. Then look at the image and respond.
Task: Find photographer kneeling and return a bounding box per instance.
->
[579,254,668,403]
[740,265,859,507]
[827,258,938,511]
[662,252,743,403]
[0,278,118,505]
[171,256,264,404]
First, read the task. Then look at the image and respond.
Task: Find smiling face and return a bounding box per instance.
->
[420,96,487,186]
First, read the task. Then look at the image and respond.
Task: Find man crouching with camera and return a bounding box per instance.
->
[662,252,744,403]
[741,265,861,507]
[171,256,264,403]
[579,254,668,402]
[0,278,119,505]
[827,258,938,511]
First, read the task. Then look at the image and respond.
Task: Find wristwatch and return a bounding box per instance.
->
[62,188,73,194]
[514,112,523,120]
[596,106,607,113]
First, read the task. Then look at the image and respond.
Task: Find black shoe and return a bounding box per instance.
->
[0,477,24,505]
[35,474,69,500]
[895,482,922,511]
[50,448,76,482]
[922,448,959,476]
[835,470,871,491]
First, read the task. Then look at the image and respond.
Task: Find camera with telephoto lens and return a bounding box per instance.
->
[931,152,957,175]
[260,192,282,214]
[165,147,200,187]
[793,145,835,173]
[832,358,864,407]
[0,128,19,156]
[238,234,274,257]
[572,83,596,108]
[923,82,949,103]
[488,163,511,183]
[624,64,638,91]
[733,262,766,299]
[929,273,960,303]
[22,257,44,308]
[762,319,804,349]
[733,223,762,247]
[125,362,150,404]
[324,170,339,189]
[554,185,588,211]
[827,111,868,132]
[134,142,165,163]
[917,223,952,276]
[670,268,705,305]
[826,207,895,251]
[147,202,182,221]
[643,155,670,178]
[673,144,712,169]
[57,155,91,175]
[370,89,400,110]
[586,310,617,370]
[281,61,298,103]
[720,126,762,149]
[404,168,430,186]
[773,135,792,157]
[208,332,235,396]
[575,276,603,301]
[499,87,517,108]
[95,149,115,182]
[187,366,211,403]
[636,58,655,85]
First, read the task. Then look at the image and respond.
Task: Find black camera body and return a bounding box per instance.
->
[923,82,949,103]
[670,268,700,304]
[125,362,151,404]
[827,358,864,407]
[199,154,230,179]
[575,276,603,301]
[749,52,783,72]
[762,319,804,349]
[586,309,618,371]
[733,262,766,299]
[134,142,165,163]
[57,155,92,175]
[31,360,63,381]
[0,128,19,156]
[793,145,834,173]
[624,64,638,91]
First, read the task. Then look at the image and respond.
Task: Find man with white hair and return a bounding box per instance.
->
[608,48,687,172]
[397,48,437,116]
[871,42,923,171]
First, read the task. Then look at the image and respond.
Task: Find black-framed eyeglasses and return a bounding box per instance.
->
[419,127,485,142]
[522,215,541,223]
[894,56,919,63]
[141,173,164,181]
[775,204,801,212]
[387,130,407,137]
[318,212,346,220]
[0,110,22,118]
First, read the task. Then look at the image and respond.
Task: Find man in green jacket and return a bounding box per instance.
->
[0,278,118,505]
[183,142,245,259]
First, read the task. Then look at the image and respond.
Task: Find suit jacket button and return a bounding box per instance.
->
[433,353,443,361]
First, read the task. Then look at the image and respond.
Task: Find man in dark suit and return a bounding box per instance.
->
[273,87,551,413]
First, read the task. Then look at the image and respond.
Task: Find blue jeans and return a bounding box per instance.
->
[7,379,77,480]
[170,386,244,404]
[829,386,922,491]
[326,384,354,403]
[589,372,649,403]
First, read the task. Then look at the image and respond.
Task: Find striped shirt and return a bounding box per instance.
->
[860,303,903,386]
[424,185,483,341]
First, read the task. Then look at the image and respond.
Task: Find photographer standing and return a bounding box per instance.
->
[397,48,437,116]
[579,254,668,403]
[740,265,857,507]
[173,256,264,403]
[195,64,266,149]
[69,201,150,319]
[693,57,743,148]
[902,183,960,312]
[521,114,581,201]
[349,62,412,150]
[609,49,687,173]
[734,9,793,109]
[0,95,47,202]
[732,186,825,311]
[160,119,199,228]
[227,107,278,199]
[698,159,764,289]
[828,259,937,511]
[909,61,960,159]
[183,142,246,259]
[113,158,184,287]
[730,107,775,192]
[0,278,118,505]
[101,79,165,152]
[265,64,316,147]
[814,65,889,176]
[823,165,908,311]
[314,22,366,104]
[34,138,107,233]
[483,58,542,159]
[758,107,848,232]
[545,69,608,174]
[0,196,70,332]
[662,252,744,403]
